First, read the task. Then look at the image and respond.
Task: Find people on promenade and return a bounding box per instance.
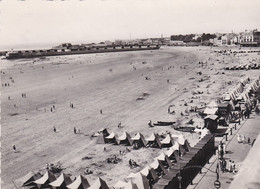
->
[242,135,246,144]
[237,133,242,143]
[227,160,232,172]
[218,141,224,159]
[220,159,227,173]
[231,161,236,174]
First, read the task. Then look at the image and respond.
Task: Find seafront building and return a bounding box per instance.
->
[1,29,260,57]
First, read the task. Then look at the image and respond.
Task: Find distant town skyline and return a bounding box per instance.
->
[0,0,260,50]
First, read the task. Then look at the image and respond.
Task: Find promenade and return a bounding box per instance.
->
[187,113,260,189]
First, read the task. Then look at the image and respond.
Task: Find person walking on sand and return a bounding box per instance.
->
[100,109,103,114]
[148,120,153,127]
[248,137,251,145]
[13,145,16,153]
[118,122,122,128]
[53,126,56,133]
[74,127,77,134]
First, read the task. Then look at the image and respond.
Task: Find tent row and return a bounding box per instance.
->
[224,63,260,70]
[222,77,259,110]
[97,130,191,149]
[153,134,215,189]
[113,138,193,189]
[15,171,109,189]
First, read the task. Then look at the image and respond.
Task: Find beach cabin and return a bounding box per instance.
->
[204,115,218,133]
[218,103,231,118]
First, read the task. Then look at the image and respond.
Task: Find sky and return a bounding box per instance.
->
[0,0,260,50]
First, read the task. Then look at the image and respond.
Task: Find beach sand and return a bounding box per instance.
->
[1,46,259,188]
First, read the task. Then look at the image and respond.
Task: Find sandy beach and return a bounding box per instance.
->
[1,46,260,189]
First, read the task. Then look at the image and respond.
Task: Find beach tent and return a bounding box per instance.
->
[155,153,166,161]
[145,133,162,148]
[145,133,156,142]
[132,173,149,189]
[171,134,185,145]
[182,140,192,152]
[96,134,106,144]
[140,166,151,177]
[15,171,42,188]
[204,114,218,133]
[164,155,172,168]
[155,153,171,168]
[33,171,56,188]
[49,173,72,188]
[131,132,147,147]
[203,107,218,115]
[126,173,138,180]
[201,128,210,138]
[93,128,110,137]
[207,100,218,108]
[104,132,118,144]
[140,167,159,187]
[113,180,128,189]
[161,134,175,147]
[171,142,180,151]
[203,100,219,115]
[124,181,138,189]
[149,159,167,175]
[66,175,90,189]
[98,128,109,137]
[117,132,133,146]
[88,177,109,189]
[165,148,180,162]
[147,168,159,184]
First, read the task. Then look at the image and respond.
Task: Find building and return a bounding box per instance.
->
[210,36,222,46]
[240,29,260,46]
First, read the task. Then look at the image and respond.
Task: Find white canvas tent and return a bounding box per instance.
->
[145,133,155,141]
[155,153,166,161]
[161,134,172,145]
[117,132,133,145]
[113,180,128,189]
[66,175,90,189]
[15,171,42,188]
[140,166,151,177]
[124,181,138,189]
[149,159,160,170]
[126,172,138,179]
[131,172,149,189]
[171,134,185,145]
[34,171,56,187]
[88,177,109,189]
[49,173,72,188]
[203,107,218,115]
[105,132,115,139]
[207,100,218,108]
